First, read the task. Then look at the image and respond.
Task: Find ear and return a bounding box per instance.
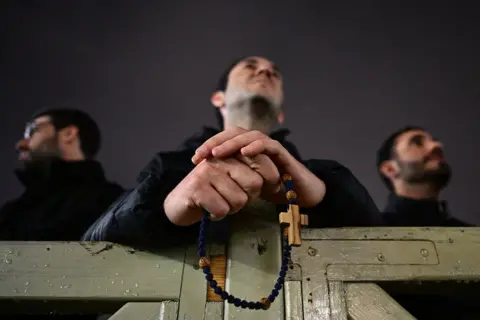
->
[379,160,399,180]
[277,111,284,124]
[58,125,79,144]
[211,90,225,108]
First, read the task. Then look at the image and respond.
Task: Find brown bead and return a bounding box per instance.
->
[282,174,292,181]
[199,257,210,268]
[260,297,271,310]
[286,190,297,200]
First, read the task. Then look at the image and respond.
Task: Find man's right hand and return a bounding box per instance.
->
[163,157,269,226]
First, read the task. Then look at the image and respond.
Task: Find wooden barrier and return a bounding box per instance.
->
[1,227,480,319]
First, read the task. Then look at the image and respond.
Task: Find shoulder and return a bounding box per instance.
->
[136,148,195,183]
[304,159,356,178]
[447,216,472,227]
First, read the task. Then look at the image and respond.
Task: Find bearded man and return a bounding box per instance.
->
[0,108,123,240]
[377,126,468,226]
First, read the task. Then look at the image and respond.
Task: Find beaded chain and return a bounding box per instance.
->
[197,174,299,310]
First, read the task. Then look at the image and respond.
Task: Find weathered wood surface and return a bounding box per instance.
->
[293,227,480,320]
[224,202,285,320]
[285,281,304,320]
[0,227,480,320]
[328,281,347,320]
[109,301,179,320]
[177,245,207,320]
[345,283,415,320]
[0,241,185,300]
[204,302,224,320]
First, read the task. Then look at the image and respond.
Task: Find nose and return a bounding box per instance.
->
[15,138,29,152]
[427,140,444,155]
[256,64,274,77]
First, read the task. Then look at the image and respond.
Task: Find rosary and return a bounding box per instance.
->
[197,174,309,310]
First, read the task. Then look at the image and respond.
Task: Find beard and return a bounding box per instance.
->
[224,88,282,133]
[18,136,62,170]
[397,159,452,190]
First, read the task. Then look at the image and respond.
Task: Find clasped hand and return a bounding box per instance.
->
[163,127,326,226]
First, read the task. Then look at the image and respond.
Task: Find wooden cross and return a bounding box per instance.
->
[279,204,309,247]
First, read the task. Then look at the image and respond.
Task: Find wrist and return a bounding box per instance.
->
[163,192,203,227]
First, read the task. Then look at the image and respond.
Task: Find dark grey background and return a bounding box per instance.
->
[2,1,479,223]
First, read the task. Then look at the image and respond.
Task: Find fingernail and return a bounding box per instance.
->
[195,146,206,155]
[209,213,225,221]
[211,146,221,156]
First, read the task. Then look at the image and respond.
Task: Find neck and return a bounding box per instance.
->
[224,97,278,134]
[61,149,85,161]
[224,121,271,134]
[393,181,440,200]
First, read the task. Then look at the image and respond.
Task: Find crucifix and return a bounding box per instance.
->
[279,175,309,247]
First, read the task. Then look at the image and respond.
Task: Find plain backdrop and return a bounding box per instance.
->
[2,1,479,223]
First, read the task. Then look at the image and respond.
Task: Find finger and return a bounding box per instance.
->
[210,131,267,158]
[191,127,250,164]
[210,171,249,215]
[220,158,264,200]
[240,139,296,170]
[236,154,281,193]
[192,183,231,221]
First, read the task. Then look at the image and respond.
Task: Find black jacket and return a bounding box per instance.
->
[0,160,124,240]
[82,127,382,248]
[382,194,470,226]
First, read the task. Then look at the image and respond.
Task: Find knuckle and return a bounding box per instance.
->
[231,192,249,212]
[251,130,264,138]
[214,203,230,217]
[195,162,210,177]
[248,173,264,191]
[269,138,281,148]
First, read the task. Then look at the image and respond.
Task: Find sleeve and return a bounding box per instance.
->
[81,154,199,249]
[302,159,384,227]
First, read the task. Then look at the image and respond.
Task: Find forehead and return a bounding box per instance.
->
[232,56,279,72]
[395,129,432,148]
[33,115,52,125]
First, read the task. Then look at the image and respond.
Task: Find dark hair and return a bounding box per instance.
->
[213,57,247,129]
[33,108,101,159]
[376,125,425,190]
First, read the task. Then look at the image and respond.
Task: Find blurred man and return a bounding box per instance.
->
[376,127,477,319]
[83,56,382,247]
[0,108,124,240]
[377,125,469,226]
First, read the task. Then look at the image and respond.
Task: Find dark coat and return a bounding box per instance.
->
[0,159,124,240]
[82,127,382,248]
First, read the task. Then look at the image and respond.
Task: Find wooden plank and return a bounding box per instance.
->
[109,302,159,320]
[328,281,347,320]
[204,301,224,320]
[285,281,303,320]
[302,227,480,242]
[207,255,227,302]
[0,242,184,300]
[159,301,180,320]
[177,245,207,320]
[224,200,285,320]
[293,239,436,320]
[206,244,226,318]
[108,301,179,320]
[345,283,415,320]
[327,239,480,282]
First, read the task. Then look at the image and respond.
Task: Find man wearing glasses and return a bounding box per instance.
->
[0,108,123,240]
